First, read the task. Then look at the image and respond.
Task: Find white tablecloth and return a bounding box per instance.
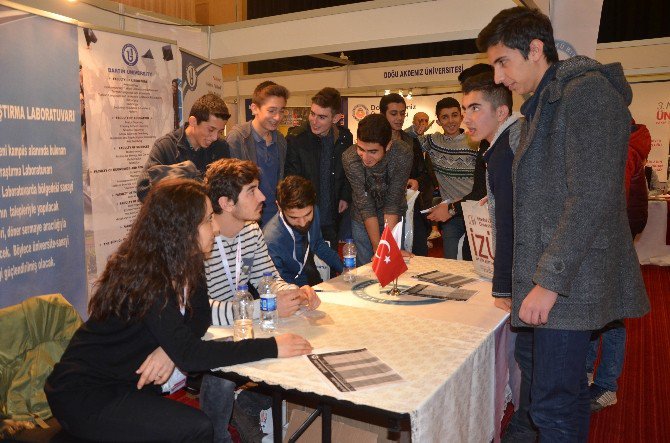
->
[209,257,511,442]
[635,200,670,265]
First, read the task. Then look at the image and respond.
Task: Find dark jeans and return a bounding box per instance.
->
[503,328,537,442]
[441,214,471,260]
[531,328,592,443]
[410,207,429,256]
[586,320,626,392]
[47,383,213,442]
[200,373,236,443]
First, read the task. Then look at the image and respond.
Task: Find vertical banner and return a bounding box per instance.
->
[630,82,670,182]
[0,7,87,314]
[79,29,178,285]
[550,0,604,59]
[180,50,223,125]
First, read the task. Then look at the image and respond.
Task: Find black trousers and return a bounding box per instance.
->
[47,383,213,442]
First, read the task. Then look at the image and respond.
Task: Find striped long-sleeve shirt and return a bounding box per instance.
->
[205,221,295,326]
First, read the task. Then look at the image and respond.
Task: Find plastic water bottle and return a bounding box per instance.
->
[342,239,357,283]
[232,284,254,341]
[258,272,278,331]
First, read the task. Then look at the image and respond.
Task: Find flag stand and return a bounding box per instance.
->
[389,278,401,296]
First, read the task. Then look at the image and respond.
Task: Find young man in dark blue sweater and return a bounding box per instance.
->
[461,70,536,443]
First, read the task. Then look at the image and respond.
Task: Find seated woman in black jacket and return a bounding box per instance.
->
[45,178,312,442]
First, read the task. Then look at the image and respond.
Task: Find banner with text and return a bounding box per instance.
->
[180,50,223,125]
[0,7,87,313]
[630,81,670,182]
[346,93,459,139]
[461,201,494,280]
[79,29,178,286]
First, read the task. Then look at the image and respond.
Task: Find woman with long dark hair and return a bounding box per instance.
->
[45,178,312,442]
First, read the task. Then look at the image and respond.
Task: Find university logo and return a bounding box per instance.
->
[555,40,578,59]
[351,104,369,122]
[185,64,198,91]
[121,43,139,67]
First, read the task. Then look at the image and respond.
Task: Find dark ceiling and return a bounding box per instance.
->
[245,0,670,75]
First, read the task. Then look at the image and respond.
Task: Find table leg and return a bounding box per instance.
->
[272,391,283,443]
[321,403,332,443]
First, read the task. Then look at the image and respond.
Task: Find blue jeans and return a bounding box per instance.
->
[441,214,467,259]
[351,219,382,266]
[199,374,236,443]
[503,328,537,442]
[531,328,592,443]
[586,320,626,392]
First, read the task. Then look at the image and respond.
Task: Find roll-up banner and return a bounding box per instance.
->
[78,28,178,288]
[0,6,87,314]
[180,50,224,124]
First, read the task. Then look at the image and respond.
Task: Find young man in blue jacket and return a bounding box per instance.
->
[264,175,343,286]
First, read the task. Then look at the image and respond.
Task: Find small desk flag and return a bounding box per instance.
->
[372,224,407,287]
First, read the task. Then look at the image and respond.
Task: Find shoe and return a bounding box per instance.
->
[590,384,617,412]
[427,230,441,240]
[587,372,594,386]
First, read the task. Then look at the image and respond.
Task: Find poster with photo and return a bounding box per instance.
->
[180,50,223,125]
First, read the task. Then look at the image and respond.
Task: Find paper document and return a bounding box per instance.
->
[413,270,478,288]
[307,348,404,392]
[420,199,452,214]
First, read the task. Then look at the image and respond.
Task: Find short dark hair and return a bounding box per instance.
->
[189,93,230,123]
[277,176,316,211]
[357,114,392,147]
[458,63,493,85]
[252,81,290,106]
[462,72,513,113]
[379,93,406,115]
[435,97,462,116]
[205,158,260,213]
[311,87,342,114]
[476,7,559,63]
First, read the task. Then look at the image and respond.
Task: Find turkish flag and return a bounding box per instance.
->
[372,225,408,287]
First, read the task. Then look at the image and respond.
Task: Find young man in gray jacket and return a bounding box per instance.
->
[478,7,649,442]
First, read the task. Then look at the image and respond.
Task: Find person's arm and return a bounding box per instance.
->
[522,77,630,323]
[136,139,177,201]
[342,147,377,221]
[143,295,278,373]
[364,216,381,250]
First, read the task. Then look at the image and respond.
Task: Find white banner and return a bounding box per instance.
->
[461,200,494,280]
[79,29,178,278]
[550,0,604,59]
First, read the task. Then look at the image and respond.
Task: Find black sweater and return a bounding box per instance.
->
[46,279,277,395]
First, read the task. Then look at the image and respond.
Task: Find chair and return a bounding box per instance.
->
[0,294,82,441]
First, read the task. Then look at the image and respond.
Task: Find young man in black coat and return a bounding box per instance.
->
[285,87,353,253]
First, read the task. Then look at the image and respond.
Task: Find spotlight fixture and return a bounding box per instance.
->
[398,89,404,97]
[407,90,413,99]
[384,89,391,95]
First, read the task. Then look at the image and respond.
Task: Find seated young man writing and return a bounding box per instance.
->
[264,175,344,286]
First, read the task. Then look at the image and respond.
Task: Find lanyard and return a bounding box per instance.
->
[279,212,310,279]
[215,235,242,293]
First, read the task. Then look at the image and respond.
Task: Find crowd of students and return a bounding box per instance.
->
[45,6,650,443]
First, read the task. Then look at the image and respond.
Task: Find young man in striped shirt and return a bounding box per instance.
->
[203,158,320,326]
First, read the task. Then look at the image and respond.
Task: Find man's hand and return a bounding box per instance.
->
[519,285,559,325]
[275,334,313,357]
[276,289,304,317]
[494,297,512,313]
[427,202,452,222]
[407,179,419,191]
[338,200,348,213]
[299,285,321,310]
[136,347,175,389]
[478,196,489,206]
